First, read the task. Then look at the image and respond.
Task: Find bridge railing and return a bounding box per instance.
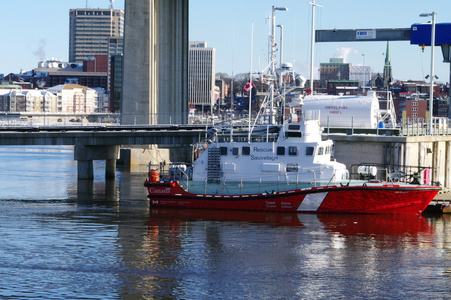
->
[2,112,451,137]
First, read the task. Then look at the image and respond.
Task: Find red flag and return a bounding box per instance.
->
[243,80,255,92]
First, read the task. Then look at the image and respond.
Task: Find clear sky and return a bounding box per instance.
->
[0,0,125,74]
[1,0,450,84]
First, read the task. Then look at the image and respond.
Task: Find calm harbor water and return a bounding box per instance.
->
[1,146,451,299]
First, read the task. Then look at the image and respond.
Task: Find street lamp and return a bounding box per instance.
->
[308,0,322,94]
[271,6,288,72]
[362,53,366,94]
[420,12,436,134]
[276,24,284,66]
[270,6,288,124]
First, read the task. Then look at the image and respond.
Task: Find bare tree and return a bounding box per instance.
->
[233,73,251,94]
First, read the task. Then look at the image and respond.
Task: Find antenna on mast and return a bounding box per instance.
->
[109,0,115,9]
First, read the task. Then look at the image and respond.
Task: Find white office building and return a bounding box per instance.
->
[188,41,216,110]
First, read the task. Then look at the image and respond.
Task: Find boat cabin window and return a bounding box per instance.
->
[232,147,239,156]
[318,147,324,155]
[325,146,331,155]
[306,146,314,156]
[220,147,228,155]
[242,146,250,155]
[277,146,285,155]
[285,131,303,138]
[288,146,299,156]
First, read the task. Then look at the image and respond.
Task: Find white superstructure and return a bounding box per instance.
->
[188,112,349,195]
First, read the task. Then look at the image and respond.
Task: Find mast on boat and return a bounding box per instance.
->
[248,21,254,141]
[247,5,290,135]
[269,6,288,124]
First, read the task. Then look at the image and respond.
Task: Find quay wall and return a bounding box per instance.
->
[326,134,451,189]
[119,145,192,170]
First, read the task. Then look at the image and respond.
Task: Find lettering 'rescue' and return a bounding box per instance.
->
[253,147,272,153]
[251,147,278,161]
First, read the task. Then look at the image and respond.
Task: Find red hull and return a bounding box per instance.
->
[144,181,441,215]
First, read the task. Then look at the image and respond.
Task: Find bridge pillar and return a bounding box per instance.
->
[78,160,94,180]
[106,159,117,178]
[121,0,188,125]
[74,145,120,179]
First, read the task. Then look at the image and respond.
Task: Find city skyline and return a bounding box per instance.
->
[1,0,450,84]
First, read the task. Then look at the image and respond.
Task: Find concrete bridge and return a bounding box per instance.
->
[2,124,451,191]
[0,125,207,179]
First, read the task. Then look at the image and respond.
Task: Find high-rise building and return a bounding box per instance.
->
[69,8,124,63]
[110,54,123,113]
[188,41,216,110]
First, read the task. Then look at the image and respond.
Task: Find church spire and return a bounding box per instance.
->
[383,41,393,88]
[385,41,391,66]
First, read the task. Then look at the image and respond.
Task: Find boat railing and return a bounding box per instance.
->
[216,133,279,143]
[195,175,316,196]
[179,167,341,195]
[349,163,437,185]
[148,162,193,183]
[212,124,280,143]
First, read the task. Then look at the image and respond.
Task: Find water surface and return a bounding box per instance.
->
[0,146,450,299]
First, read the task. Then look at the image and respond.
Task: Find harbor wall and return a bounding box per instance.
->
[119,146,192,170]
[327,134,451,189]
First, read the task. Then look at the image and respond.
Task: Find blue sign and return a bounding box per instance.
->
[410,23,451,45]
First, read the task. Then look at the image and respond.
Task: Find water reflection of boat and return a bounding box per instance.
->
[318,214,435,237]
[148,208,305,227]
[147,208,435,239]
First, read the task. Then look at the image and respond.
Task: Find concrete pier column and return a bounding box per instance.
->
[78,160,94,180]
[105,179,118,201]
[121,0,188,125]
[418,142,425,167]
[106,159,117,179]
[446,141,451,188]
[77,179,94,200]
[432,141,438,184]
[74,145,120,179]
[434,141,447,186]
[403,142,410,170]
[395,143,404,168]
